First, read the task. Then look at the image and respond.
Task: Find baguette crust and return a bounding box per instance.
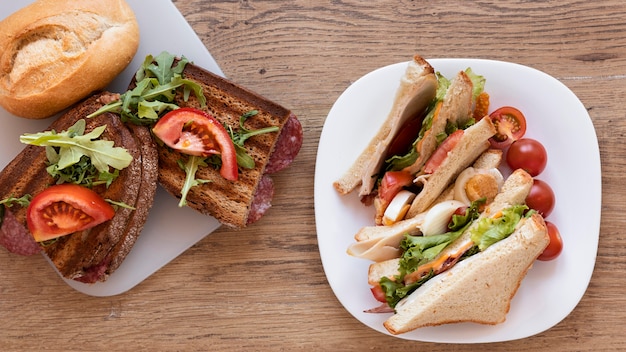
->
[333,55,437,196]
[0,0,139,119]
[156,63,294,228]
[0,93,158,282]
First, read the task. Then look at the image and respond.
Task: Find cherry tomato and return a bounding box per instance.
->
[488,106,527,149]
[526,179,555,217]
[378,171,414,203]
[423,129,464,174]
[506,138,547,177]
[386,116,423,158]
[538,221,563,261]
[370,284,387,303]
[26,184,115,242]
[153,108,238,181]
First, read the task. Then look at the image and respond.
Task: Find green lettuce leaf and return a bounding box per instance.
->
[470,204,527,251]
[380,199,483,308]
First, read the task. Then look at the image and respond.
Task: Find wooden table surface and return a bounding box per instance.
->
[1,0,625,350]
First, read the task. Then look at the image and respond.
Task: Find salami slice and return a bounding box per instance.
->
[265,114,303,174]
[247,175,275,225]
[0,208,41,256]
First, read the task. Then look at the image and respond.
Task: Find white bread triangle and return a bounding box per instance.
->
[403,70,474,176]
[384,212,549,335]
[333,55,437,196]
[367,169,534,292]
[406,115,496,218]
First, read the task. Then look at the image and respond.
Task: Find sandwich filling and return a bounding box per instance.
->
[380,203,530,309]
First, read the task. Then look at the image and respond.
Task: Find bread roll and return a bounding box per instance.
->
[0,0,139,119]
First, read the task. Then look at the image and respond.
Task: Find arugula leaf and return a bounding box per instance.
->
[227,110,279,169]
[0,194,31,207]
[19,119,132,185]
[87,51,206,125]
[177,156,212,207]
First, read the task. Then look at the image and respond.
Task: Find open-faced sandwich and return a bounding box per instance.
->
[0,0,302,283]
[0,51,302,283]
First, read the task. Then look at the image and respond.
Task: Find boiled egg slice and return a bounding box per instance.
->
[382,190,416,226]
[453,167,504,205]
[421,200,466,236]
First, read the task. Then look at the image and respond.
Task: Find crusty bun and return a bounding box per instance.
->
[0,0,139,119]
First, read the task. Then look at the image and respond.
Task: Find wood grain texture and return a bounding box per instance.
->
[2,0,626,350]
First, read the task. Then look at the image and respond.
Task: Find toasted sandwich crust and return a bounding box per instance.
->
[384,213,549,335]
[0,93,158,282]
[333,55,437,196]
[156,63,294,228]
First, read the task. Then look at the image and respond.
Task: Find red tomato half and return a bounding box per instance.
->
[370,285,387,303]
[26,184,115,242]
[378,171,414,203]
[537,221,563,261]
[423,129,464,174]
[526,179,555,217]
[153,108,238,181]
[489,106,527,149]
[506,138,547,177]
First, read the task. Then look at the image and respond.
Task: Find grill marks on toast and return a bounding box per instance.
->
[0,93,158,282]
[156,64,293,227]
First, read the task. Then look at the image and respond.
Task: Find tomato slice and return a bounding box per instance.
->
[26,184,115,242]
[386,116,423,158]
[378,171,414,203]
[370,284,387,303]
[423,129,464,174]
[488,106,527,149]
[153,108,238,181]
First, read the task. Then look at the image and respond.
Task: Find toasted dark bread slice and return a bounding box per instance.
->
[155,63,295,228]
[0,92,158,282]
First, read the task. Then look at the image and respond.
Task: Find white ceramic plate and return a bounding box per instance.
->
[0,0,223,296]
[314,58,601,343]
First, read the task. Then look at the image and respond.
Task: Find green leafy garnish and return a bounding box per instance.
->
[106,199,136,210]
[87,51,206,124]
[0,194,31,208]
[19,119,132,186]
[177,156,212,207]
[227,110,280,170]
[380,199,483,308]
[470,204,527,251]
[0,195,32,227]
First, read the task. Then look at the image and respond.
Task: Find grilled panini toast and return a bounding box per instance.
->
[154,63,296,228]
[0,92,158,282]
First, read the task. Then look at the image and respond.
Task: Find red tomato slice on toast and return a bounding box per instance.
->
[26,184,115,242]
[152,108,238,180]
